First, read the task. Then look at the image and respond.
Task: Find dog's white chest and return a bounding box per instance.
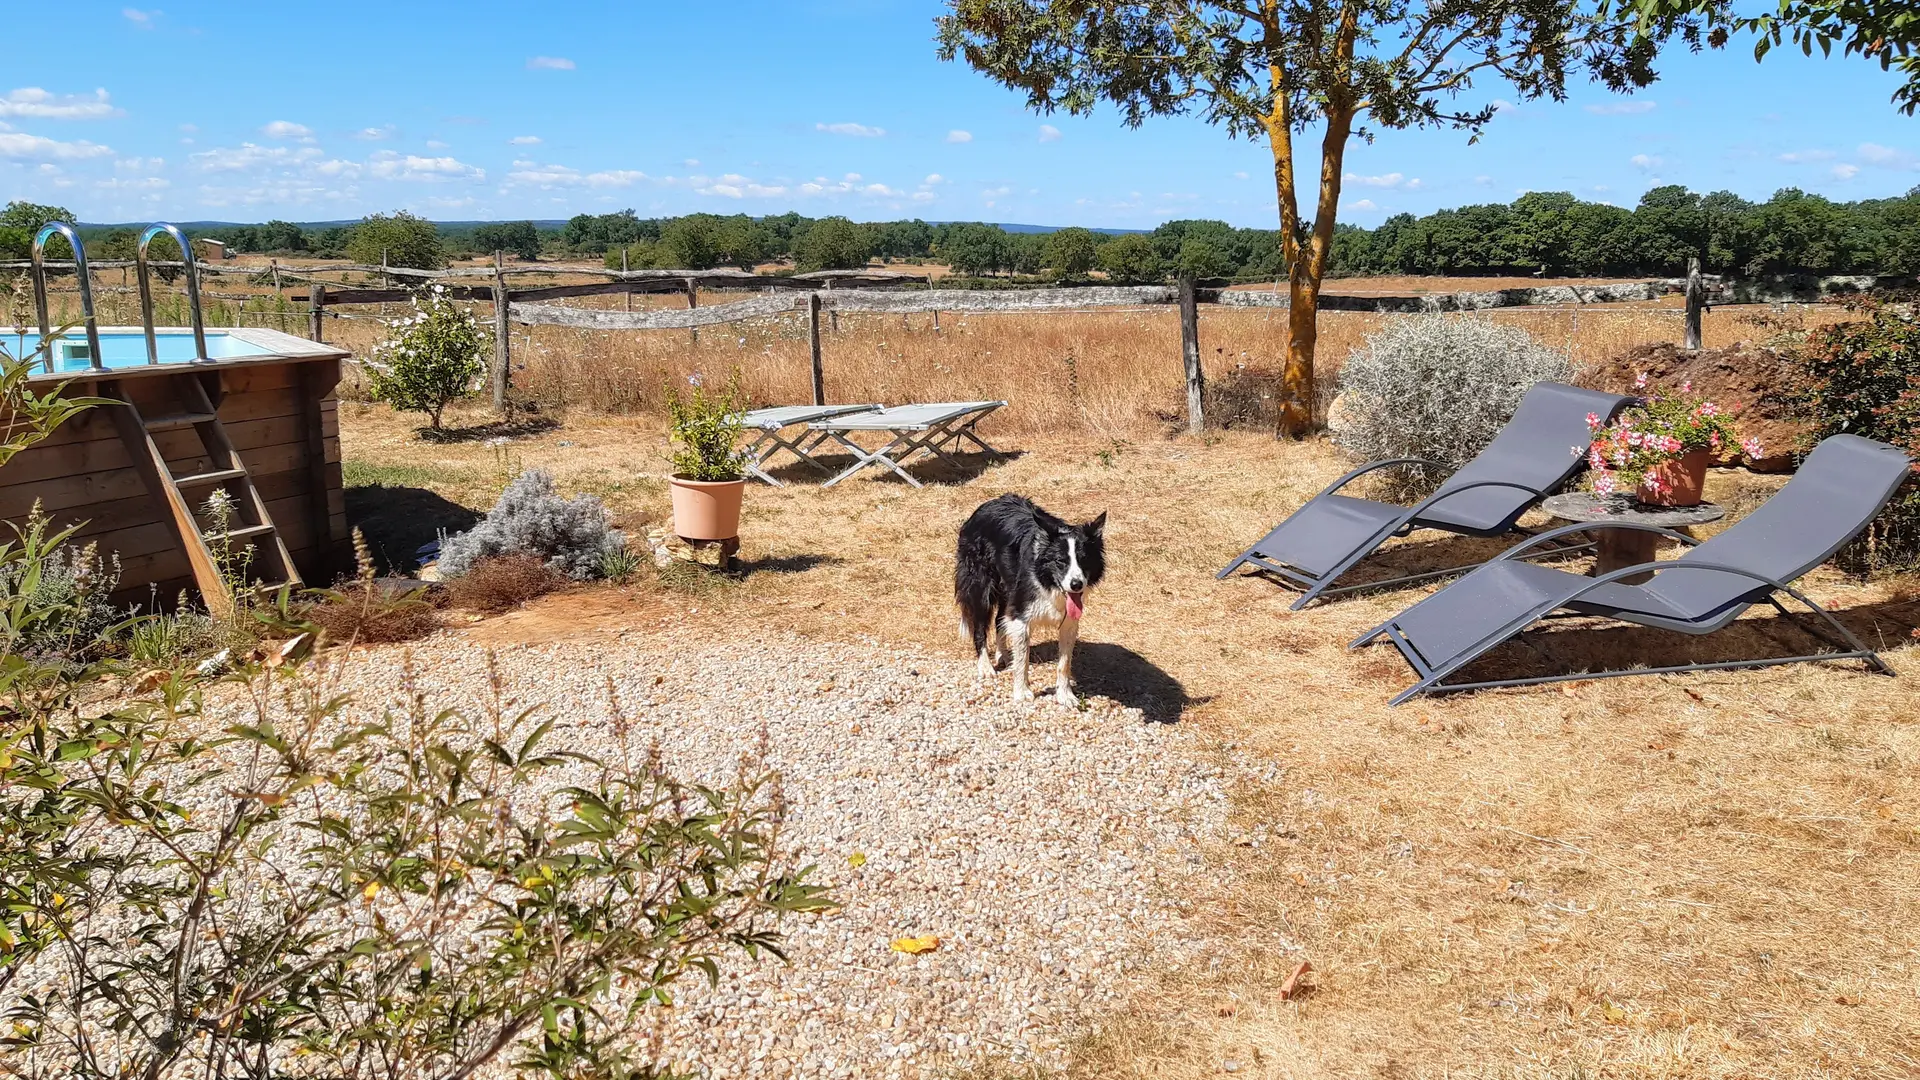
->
[1020,590,1069,628]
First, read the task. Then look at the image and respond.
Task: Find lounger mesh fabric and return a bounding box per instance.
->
[1220,381,1630,607]
[1363,433,1913,703]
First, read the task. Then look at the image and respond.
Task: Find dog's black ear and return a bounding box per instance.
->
[1086,511,1107,538]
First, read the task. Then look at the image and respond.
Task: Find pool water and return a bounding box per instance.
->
[4,331,276,370]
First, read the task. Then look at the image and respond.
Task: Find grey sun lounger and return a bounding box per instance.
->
[1355,434,1912,705]
[1219,381,1631,609]
[810,400,1008,488]
[739,404,881,485]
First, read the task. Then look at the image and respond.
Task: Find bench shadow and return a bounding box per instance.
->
[1233,531,1588,604]
[346,484,482,577]
[763,449,1025,487]
[1029,640,1200,724]
[1424,595,1920,691]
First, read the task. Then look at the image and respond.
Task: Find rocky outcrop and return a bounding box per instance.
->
[1579,342,1809,472]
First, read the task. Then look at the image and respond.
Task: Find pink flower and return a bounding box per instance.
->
[1680,379,1692,393]
[1741,436,1764,459]
[1634,372,1649,389]
[1644,473,1665,493]
[1586,412,1601,430]
[1594,472,1617,495]
[1570,445,1584,458]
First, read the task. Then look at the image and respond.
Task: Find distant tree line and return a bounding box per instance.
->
[7,184,1920,280]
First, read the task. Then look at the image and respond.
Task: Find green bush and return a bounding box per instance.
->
[367,285,487,430]
[1097,233,1165,283]
[1797,299,1920,572]
[665,371,748,481]
[346,210,445,270]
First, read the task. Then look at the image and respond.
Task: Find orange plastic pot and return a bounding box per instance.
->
[667,475,745,541]
[1638,449,1712,507]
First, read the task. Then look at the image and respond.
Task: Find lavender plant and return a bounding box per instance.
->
[438,468,625,580]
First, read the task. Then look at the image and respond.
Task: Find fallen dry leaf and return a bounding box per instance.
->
[890,934,941,955]
[1875,804,1896,820]
[1278,960,1313,1000]
[847,852,868,868]
[1601,1001,1627,1024]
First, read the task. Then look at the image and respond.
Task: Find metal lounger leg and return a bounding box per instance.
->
[741,431,784,487]
[820,430,922,488]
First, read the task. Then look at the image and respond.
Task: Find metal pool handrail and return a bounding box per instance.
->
[136,223,209,364]
[30,223,105,375]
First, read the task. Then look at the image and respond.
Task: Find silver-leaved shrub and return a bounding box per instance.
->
[439,468,624,580]
[1330,315,1572,498]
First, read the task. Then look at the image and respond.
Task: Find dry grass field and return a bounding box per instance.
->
[340,386,1920,1077]
[23,264,1918,1075]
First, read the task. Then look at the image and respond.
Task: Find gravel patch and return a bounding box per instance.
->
[318,629,1236,1078]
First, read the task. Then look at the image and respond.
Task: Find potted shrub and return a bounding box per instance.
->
[366,283,486,433]
[665,372,749,541]
[1586,376,1763,506]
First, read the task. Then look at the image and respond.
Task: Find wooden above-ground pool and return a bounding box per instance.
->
[2,325,353,612]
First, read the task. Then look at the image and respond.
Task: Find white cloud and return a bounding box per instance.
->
[1858,142,1916,168]
[1778,149,1835,163]
[911,191,936,204]
[1233,170,1249,180]
[0,87,120,120]
[506,161,647,188]
[1037,124,1061,143]
[1348,199,1379,211]
[945,129,972,143]
[924,173,944,185]
[123,8,158,27]
[526,56,575,70]
[1585,100,1656,116]
[701,173,791,199]
[862,183,902,197]
[260,120,314,142]
[1832,163,1861,180]
[1344,171,1417,189]
[115,156,163,172]
[816,121,885,137]
[981,185,1012,198]
[1490,98,1515,112]
[0,132,114,161]
[191,142,322,172]
[1629,153,1663,170]
[1473,174,1493,186]
[354,125,396,141]
[425,139,450,149]
[367,150,485,182]
[509,134,542,145]
[683,158,700,167]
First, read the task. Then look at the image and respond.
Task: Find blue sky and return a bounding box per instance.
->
[2,1,1915,228]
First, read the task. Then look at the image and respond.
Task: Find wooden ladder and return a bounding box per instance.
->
[104,371,302,617]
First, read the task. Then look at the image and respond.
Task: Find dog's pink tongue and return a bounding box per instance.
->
[1066,591,1084,619]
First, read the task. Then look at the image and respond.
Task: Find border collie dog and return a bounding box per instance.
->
[955,494,1107,706]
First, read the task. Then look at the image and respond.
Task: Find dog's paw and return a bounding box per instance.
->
[1011,683,1035,704]
[1055,687,1079,710]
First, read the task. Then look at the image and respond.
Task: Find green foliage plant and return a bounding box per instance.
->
[367,284,488,431]
[1796,297,1920,571]
[346,210,446,270]
[1583,377,1758,496]
[665,371,749,482]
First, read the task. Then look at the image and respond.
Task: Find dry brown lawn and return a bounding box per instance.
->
[342,394,1920,1079]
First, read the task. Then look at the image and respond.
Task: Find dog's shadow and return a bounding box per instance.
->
[1029,640,1196,724]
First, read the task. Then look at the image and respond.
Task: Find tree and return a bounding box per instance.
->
[1633,0,1920,114]
[939,222,1011,275]
[472,220,543,260]
[939,0,1663,436]
[1042,226,1100,276]
[1097,233,1165,283]
[794,216,873,270]
[346,210,444,269]
[257,219,309,252]
[1175,238,1235,279]
[657,215,721,269]
[1,201,76,259]
[714,215,774,269]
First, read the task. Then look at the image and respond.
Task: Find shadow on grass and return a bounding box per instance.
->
[1381,594,1920,696]
[418,416,562,444]
[1028,640,1201,724]
[763,449,1024,487]
[346,484,482,577]
[1227,530,1587,606]
[733,553,845,577]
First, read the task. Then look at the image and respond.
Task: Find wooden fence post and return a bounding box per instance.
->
[826,278,838,332]
[1178,276,1205,435]
[1684,256,1704,351]
[685,277,699,343]
[808,292,825,406]
[622,248,631,312]
[492,251,511,412]
[308,283,325,343]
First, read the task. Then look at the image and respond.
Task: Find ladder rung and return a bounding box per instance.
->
[204,524,275,543]
[145,412,217,432]
[172,468,247,488]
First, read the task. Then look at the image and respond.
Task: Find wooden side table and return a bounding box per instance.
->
[1539,492,1726,584]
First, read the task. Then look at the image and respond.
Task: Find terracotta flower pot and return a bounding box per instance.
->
[1638,448,1712,507]
[667,475,745,541]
